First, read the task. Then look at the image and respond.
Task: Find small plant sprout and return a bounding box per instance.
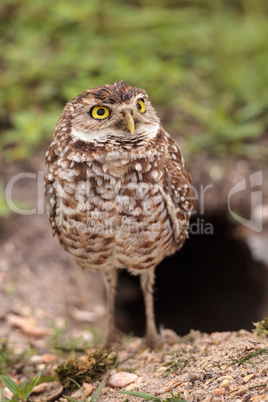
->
[253,317,268,340]
[0,370,41,401]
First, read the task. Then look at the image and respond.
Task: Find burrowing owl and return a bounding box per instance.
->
[45,81,193,348]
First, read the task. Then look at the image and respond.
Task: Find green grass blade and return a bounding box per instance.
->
[91,355,119,402]
[166,399,187,402]
[67,377,84,390]
[118,390,162,400]
[24,370,41,399]
[90,372,110,402]
[20,381,26,394]
[0,376,21,397]
[62,377,87,400]
[167,391,187,402]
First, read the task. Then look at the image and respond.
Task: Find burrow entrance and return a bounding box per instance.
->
[115,214,267,337]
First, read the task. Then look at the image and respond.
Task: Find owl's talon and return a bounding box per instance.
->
[104,330,122,348]
[144,335,162,349]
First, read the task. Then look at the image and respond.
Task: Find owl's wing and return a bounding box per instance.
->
[159,135,194,248]
[45,146,64,237]
[45,175,63,237]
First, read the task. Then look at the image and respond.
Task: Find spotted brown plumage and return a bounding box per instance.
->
[45,81,194,347]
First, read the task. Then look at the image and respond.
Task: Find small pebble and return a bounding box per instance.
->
[220,379,230,388]
[32,382,49,393]
[232,386,247,396]
[83,382,94,397]
[4,387,13,400]
[218,375,233,381]
[31,353,57,364]
[71,389,84,399]
[6,313,52,337]
[212,388,225,396]
[42,353,58,363]
[6,313,35,327]
[220,364,228,369]
[243,373,254,383]
[21,324,52,338]
[108,372,138,388]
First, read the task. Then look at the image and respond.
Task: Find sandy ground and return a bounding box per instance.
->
[0,324,267,401]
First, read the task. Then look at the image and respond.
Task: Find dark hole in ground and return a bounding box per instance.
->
[115,214,267,337]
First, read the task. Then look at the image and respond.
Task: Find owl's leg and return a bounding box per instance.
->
[102,269,119,347]
[140,268,160,348]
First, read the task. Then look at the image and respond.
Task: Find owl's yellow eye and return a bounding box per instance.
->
[91,106,110,120]
[137,99,146,114]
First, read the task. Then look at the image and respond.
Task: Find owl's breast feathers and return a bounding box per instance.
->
[45,126,194,271]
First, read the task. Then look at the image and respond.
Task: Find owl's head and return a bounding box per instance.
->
[63,81,160,143]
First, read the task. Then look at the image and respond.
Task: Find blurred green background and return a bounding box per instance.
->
[0,0,267,347]
[1,0,267,175]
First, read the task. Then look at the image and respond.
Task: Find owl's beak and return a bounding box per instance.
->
[121,110,135,134]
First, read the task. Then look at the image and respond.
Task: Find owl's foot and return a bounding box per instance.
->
[104,328,122,348]
[144,333,162,349]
